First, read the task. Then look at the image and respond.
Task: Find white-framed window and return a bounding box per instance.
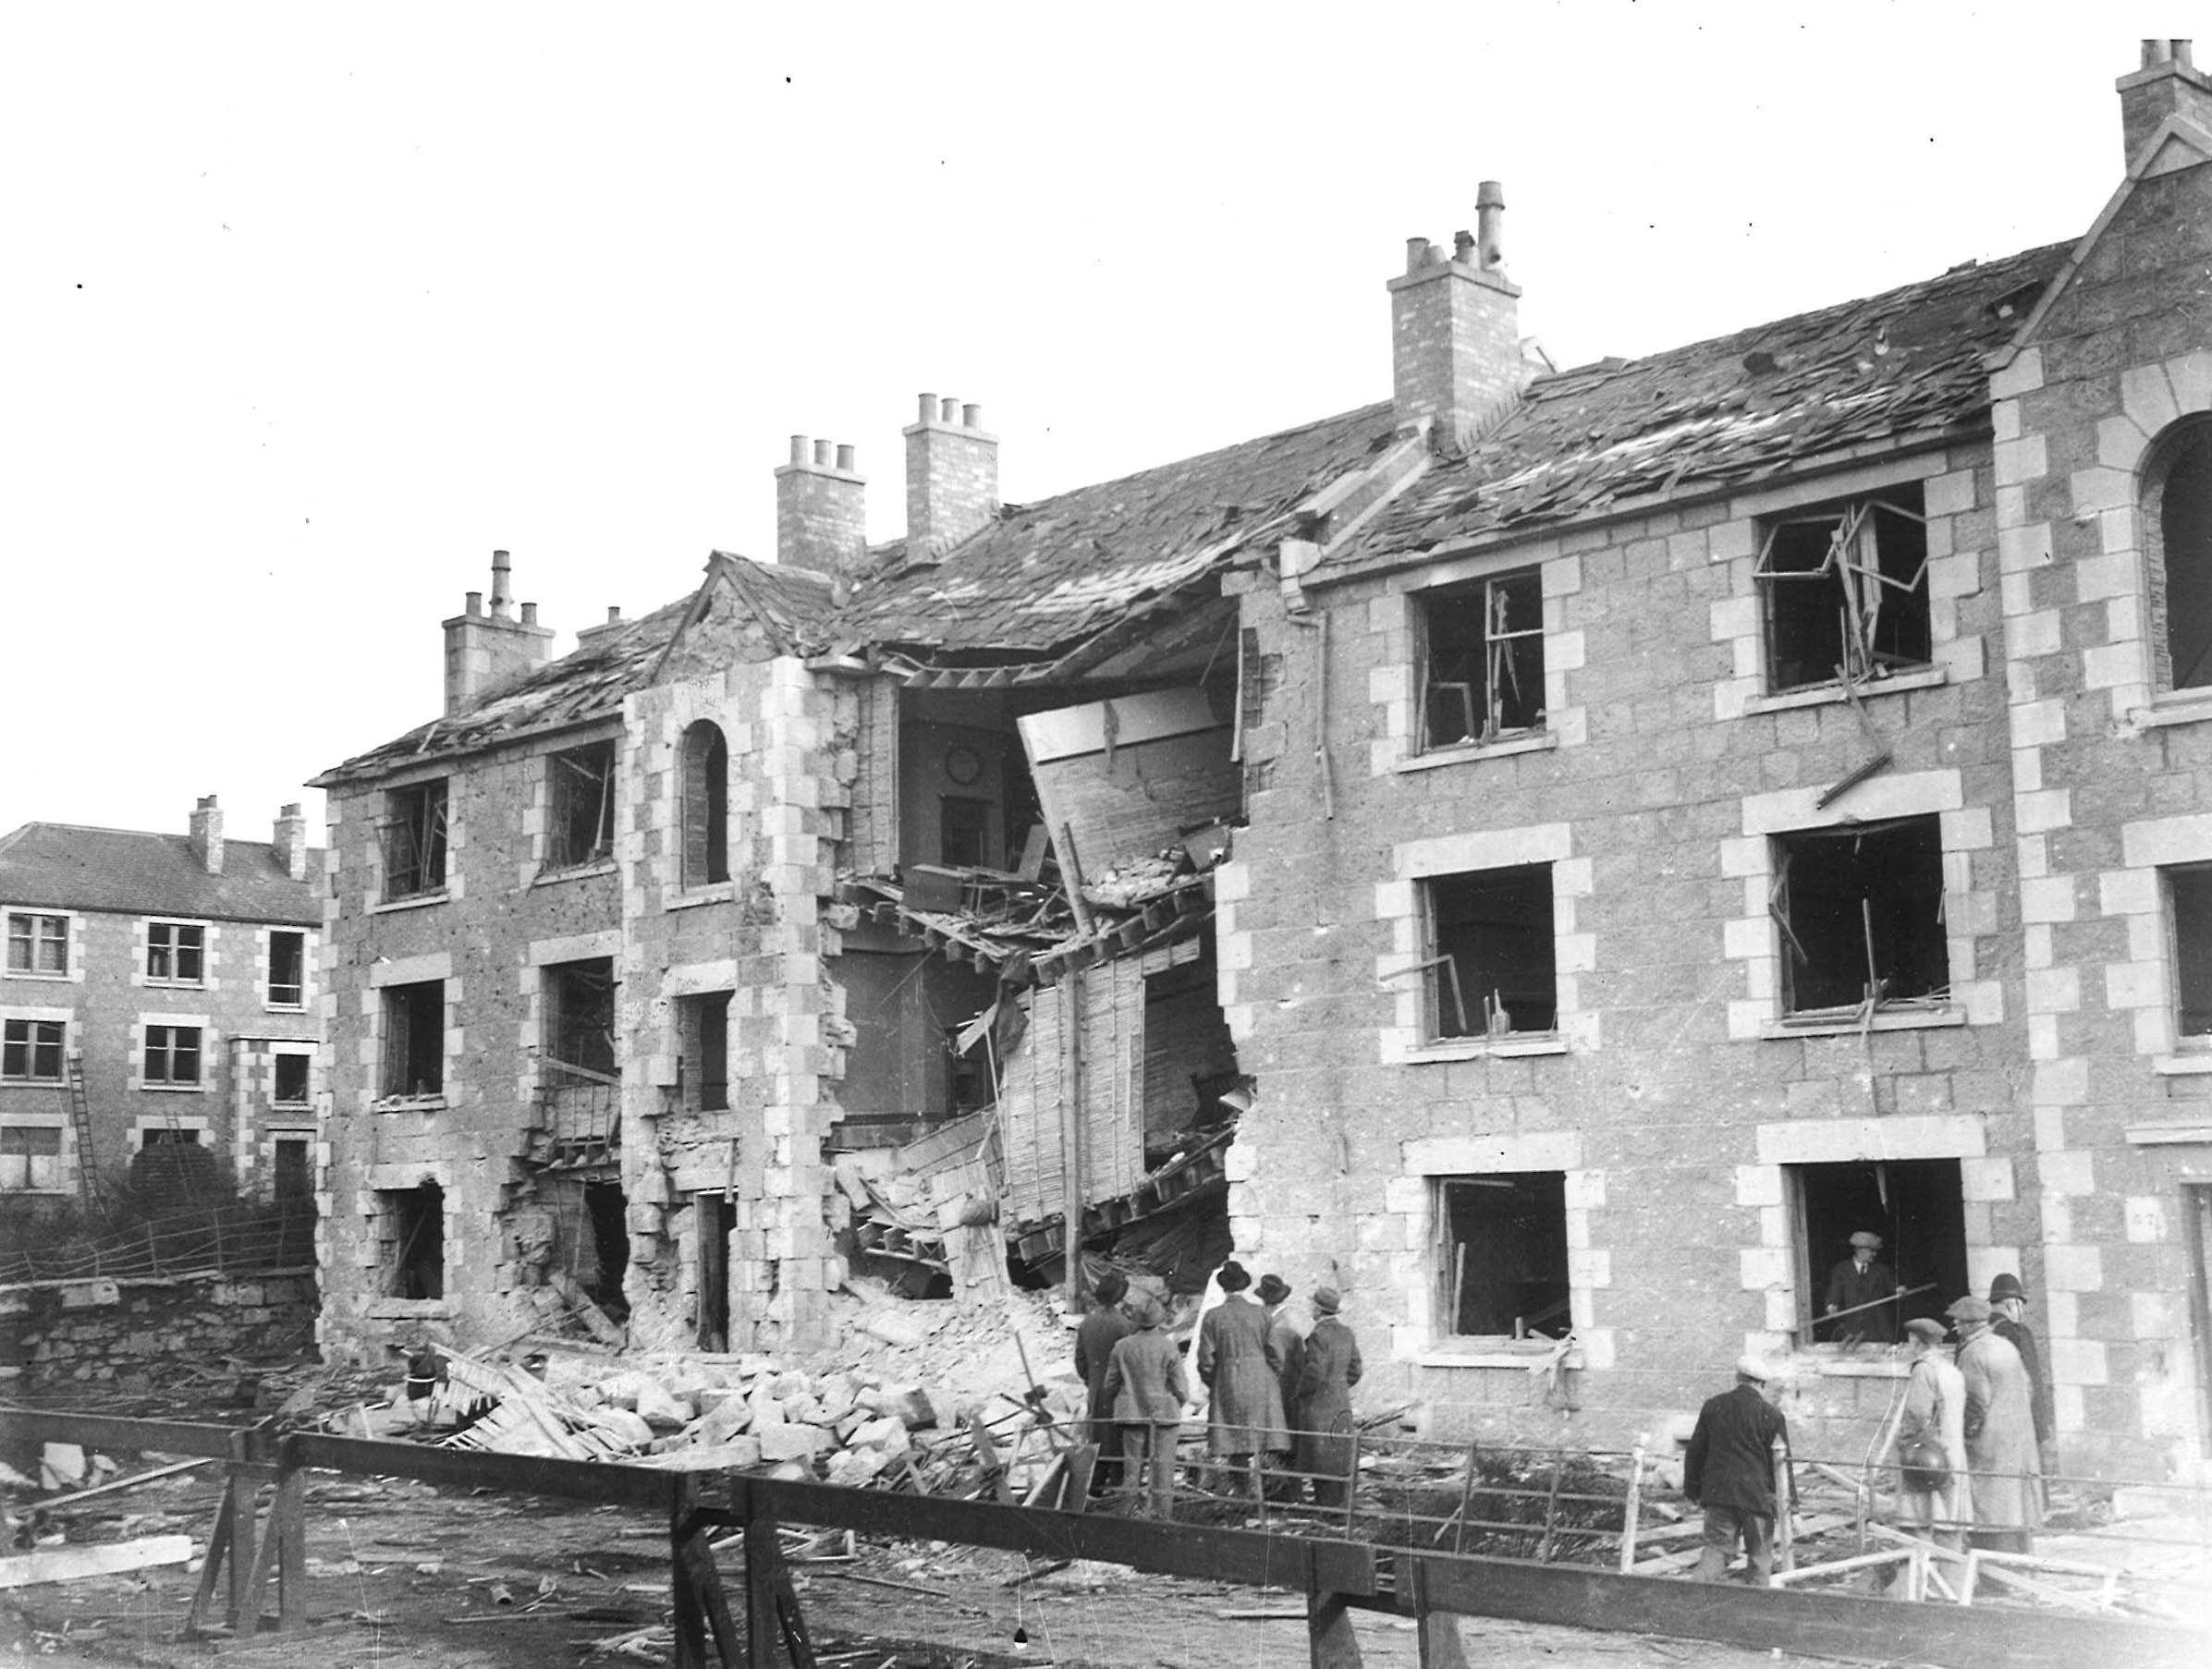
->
[1417,566,1546,750]
[267,929,307,1009]
[273,1051,312,1107]
[2,1017,66,1082]
[0,1117,66,1191]
[1754,483,1931,693]
[146,920,207,985]
[142,1023,203,1086]
[5,912,69,977]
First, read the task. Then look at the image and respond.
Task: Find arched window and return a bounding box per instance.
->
[680,720,729,886]
[2149,418,2212,691]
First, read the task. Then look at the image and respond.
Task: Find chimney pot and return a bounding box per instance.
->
[606,605,622,624]
[813,438,832,467]
[1476,180,1506,269]
[917,392,936,423]
[520,602,538,626]
[789,433,809,466]
[836,443,856,471]
[961,403,982,428]
[1452,230,1476,264]
[1404,237,1428,274]
[939,396,959,423]
[466,591,483,617]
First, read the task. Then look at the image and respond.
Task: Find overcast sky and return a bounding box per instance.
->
[1,4,2134,849]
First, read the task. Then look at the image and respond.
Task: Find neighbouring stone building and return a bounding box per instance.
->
[312,43,2212,1480]
[0,800,324,1214]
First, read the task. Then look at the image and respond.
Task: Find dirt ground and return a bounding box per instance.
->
[1,1461,1878,1669]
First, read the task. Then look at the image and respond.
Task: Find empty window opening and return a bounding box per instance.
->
[1,1125,64,1190]
[1142,950,1238,1151]
[1424,864,1558,1039]
[146,921,205,983]
[382,981,445,1098]
[274,1053,311,1105]
[680,721,729,886]
[142,1024,202,1086]
[272,1136,312,1200]
[383,1183,445,1298]
[1757,486,1930,692]
[2,1018,64,1082]
[549,739,617,869]
[2170,866,2212,1042]
[268,931,306,1007]
[696,1191,736,1351]
[2155,421,2212,690]
[545,958,617,1079]
[1436,1172,1570,1340]
[1771,817,1948,1015]
[679,993,731,1112]
[381,779,449,899]
[6,913,67,975]
[939,795,995,869]
[1792,1158,1965,1345]
[1420,567,1546,749]
[582,1180,629,1315]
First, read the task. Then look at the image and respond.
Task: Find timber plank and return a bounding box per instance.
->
[0,1535,192,1589]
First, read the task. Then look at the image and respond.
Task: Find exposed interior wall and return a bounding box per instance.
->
[997,962,1146,1225]
[1020,689,1239,873]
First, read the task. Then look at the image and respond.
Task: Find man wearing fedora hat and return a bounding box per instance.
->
[1986,1273,2056,1476]
[1197,1261,1289,1499]
[1823,1230,1902,1345]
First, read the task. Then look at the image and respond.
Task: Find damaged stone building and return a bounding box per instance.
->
[315,44,2212,1479]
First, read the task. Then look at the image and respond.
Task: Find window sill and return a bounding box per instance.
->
[1790,1349,1909,1380]
[1405,1033,1569,1063]
[372,893,449,915]
[141,1082,209,1093]
[1744,666,1946,716]
[144,980,207,992]
[3,1079,67,1089]
[1418,1341,1583,1371]
[264,1002,308,1014]
[666,883,737,911]
[2,970,72,982]
[2128,1116,2212,1144]
[1395,732,1558,774]
[2152,1053,2212,1077]
[534,859,617,887]
[373,1094,446,1114]
[366,1297,452,1321]
[1759,1005,1964,1041]
[2130,692,2212,731]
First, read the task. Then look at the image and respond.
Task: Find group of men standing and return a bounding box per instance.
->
[1687,1260,2055,1585]
[1072,1261,1363,1518]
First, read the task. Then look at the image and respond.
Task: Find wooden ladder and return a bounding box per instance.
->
[61,1050,100,1211]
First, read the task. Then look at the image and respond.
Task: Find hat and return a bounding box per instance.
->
[1255,1273,1291,1305]
[1946,1295,1992,1324]
[1094,1270,1129,1306]
[1987,1273,2025,1305]
[1734,1354,1774,1383]
[1849,1231,1883,1250]
[1903,1317,1949,1346]
[1216,1261,1252,1293]
[1311,1285,1341,1315]
[1126,1291,1165,1328]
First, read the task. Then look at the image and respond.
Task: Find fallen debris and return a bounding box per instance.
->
[0,1533,194,1588]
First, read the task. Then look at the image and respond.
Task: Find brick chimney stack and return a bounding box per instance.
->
[441,550,554,716]
[2120,40,2212,164]
[189,796,225,875]
[775,436,868,577]
[1389,181,1532,447]
[273,803,308,882]
[903,394,998,562]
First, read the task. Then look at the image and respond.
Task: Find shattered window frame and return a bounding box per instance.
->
[2168,864,2212,1047]
[1417,566,1546,751]
[1788,1157,1968,1347]
[1433,1171,1571,1343]
[1754,486,1931,693]
[142,1023,203,1086]
[1421,863,1559,1041]
[6,912,68,976]
[380,980,446,1100]
[145,920,206,985]
[0,1121,65,1190]
[2147,417,2212,693]
[1769,816,1949,1018]
[544,957,618,1080]
[2,1017,65,1082]
[546,738,617,871]
[379,778,450,901]
[267,930,307,1008]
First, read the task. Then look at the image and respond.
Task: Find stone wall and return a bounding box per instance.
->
[1,1273,317,1395]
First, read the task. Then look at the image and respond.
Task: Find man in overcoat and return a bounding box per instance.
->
[1289,1286,1363,1508]
[1684,1356,1793,1585]
[1101,1289,1188,1519]
[1949,1295,2041,1553]
[1987,1273,2057,1479]
[1074,1270,1136,1496]
[1196,1261,1288,1498]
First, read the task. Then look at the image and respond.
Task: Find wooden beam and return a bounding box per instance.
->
[0,1534,192,1589]
[0,1408,243,1458]
[292,1432,677,1511]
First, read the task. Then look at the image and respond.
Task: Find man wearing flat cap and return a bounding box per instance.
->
[1684,1355,1794,1585]
[1822,1230,1902,1345]
[1949,1294,2041,1553]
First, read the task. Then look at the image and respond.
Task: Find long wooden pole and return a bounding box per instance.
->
[1060,967,1087,1307]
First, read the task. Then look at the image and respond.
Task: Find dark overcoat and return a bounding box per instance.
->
[1683,1383,1790,1515]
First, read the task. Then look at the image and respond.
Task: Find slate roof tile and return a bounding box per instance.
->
[0,823,324,925]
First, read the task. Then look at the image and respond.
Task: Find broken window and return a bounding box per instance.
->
[1756,485,1930,692]
[548,738,617,870]
[381,981,445,1098]
[1435,1172,1570,1340]
[272,1136,312,1201]
[1770,817,1948,1016]
[679,992,731,1113]
[939,795,994,869]
[142,1024,202,1085]
[545,958,617,1078]
[381,779,449,900]
[680,721,729,887]
[274,1052,311,1105]
[2152,420,2212,691]
[268,930,306,1007]
[1790,1158,1965,1345]
[2169,866,2212,1042]
[146,921,204,984]
[696,1190,736,1350]
[6,913,67,975]
[1419,566,1546,749]
[0,1123,64,1190]
[382,1182,445,1298]
[1424,864,1557,1039]
[2,1018,64,1082]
